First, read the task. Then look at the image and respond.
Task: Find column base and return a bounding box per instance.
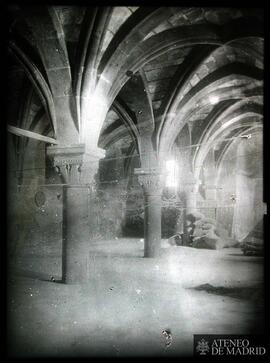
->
[144,249,160,258]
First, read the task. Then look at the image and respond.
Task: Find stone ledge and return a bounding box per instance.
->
[47,144,85,157]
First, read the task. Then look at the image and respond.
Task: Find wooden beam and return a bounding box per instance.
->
[7,125,58,145]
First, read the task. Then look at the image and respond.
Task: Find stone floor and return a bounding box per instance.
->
[7,238,265,357]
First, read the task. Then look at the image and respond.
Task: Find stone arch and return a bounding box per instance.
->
[8,43,57,135]
[193,113,262,182]
[159,72,262,157]
[192,97,263,177]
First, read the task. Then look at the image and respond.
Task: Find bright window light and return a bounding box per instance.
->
[166,159,178,188]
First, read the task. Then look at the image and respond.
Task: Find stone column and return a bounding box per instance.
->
[135,168,163,257]
[202,149,218,219]
[181,179,199,246]
[185,180,200,215]
[47,144,104,283]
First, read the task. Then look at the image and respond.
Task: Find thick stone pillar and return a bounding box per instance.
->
[202,149,218,219]
[47,144,104,283]
[186,180,200,215]
[136,169,163,257]
[182,179,200,246]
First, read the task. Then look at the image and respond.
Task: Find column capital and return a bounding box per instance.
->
[47,144,85,164]
[47,144,105,185]
[47,144,84,184]
[135,167,163,196]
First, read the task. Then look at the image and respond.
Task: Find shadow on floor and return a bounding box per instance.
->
[8,268,62,283]
[190,283,264,302]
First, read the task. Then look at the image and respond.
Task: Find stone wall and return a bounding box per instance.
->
[7,137,63,279]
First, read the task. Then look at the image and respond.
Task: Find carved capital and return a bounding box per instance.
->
[54,163,81,184]
[47,144,84,184]
[47,144,105,186]
[135,168,163,196]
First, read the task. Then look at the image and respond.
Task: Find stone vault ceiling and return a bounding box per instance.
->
[7,5,264,167]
